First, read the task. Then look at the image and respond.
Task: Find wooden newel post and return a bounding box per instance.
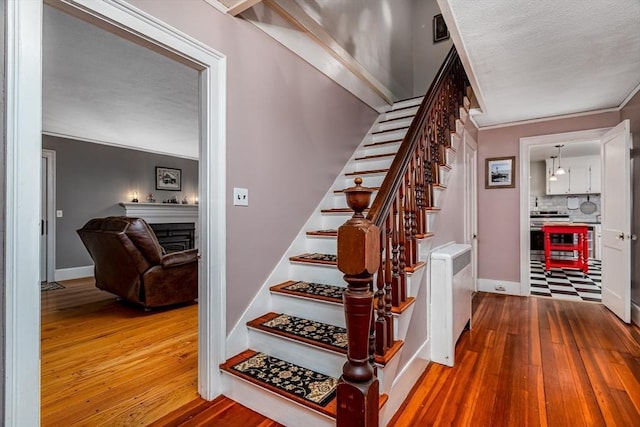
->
[337,177,380,427]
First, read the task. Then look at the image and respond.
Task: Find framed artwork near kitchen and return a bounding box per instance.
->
[156,166,182,191]
[485,156,516,189]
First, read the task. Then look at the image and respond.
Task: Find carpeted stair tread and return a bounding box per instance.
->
[270,280,344,304]
[334,186,380,194]
[221,349,338,417]
[41,281,65,292]
[345,168,388,176]
[306,229,338,237]
[248,312,347,354]
[355,152,396,161]
[289,253,337,266]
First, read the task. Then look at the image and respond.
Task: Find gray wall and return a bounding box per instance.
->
[620,90,640,309]
[127,0,378,332]
[42,135,198,269]
[1,0,6,418]
[412,0,453,96]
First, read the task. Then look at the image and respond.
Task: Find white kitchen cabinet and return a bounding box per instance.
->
[546,156,601,195]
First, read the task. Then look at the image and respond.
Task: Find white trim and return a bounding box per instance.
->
[632,302,640,327]
[620,81,640,110]
[518,128,610,298]
[6,0,227,423]
[42,130,199,160]
[478,279,521,296]
[55,265,94,281]
[478,108,620,131]
[201,0,229,14]
[5,1,43,425]
[42,149,57,284]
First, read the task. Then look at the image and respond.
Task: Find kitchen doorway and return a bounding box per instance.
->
[519,128,609,303]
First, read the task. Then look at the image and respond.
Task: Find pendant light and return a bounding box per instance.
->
[549,156,558,181]
[555,144,565,175]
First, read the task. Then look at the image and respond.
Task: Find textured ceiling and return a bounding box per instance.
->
[43,5,200,159]
[445,0,640,126]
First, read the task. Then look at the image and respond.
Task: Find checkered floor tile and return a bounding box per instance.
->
[530,259,601,302]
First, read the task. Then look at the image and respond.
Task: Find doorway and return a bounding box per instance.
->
[519,125,632,321]
[5,1,226,424]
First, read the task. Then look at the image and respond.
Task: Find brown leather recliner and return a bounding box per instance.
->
[77,216,198,309]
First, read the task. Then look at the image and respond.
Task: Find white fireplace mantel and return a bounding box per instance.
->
[119,202,198,224]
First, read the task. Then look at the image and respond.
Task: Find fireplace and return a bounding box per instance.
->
[149,222,195,253]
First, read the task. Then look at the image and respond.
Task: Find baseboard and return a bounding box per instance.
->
[478,278,521,296]
[632,302,640,327]
[55,265,94,281]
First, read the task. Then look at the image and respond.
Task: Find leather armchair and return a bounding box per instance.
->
[77,216,198,309]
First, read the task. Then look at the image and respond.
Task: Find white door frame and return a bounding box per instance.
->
[5,1,227,424]
[41,149,57,283]
[463,129,478,291]
[518,128,609,297]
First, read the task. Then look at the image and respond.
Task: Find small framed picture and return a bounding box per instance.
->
[485,156,516,189]
[433,14,450,43]
[156,166,182,191]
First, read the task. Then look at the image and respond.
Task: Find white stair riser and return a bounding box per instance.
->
[390,97,423,110]
[371,129,407,143]
[331,191,379,207]
[341,174,385,188]
[222,374,334,427]
[379,105,419,122]
[289,263,344,284]
[271,293,346,327]
[377,350,403,395]
[360,143,402,157]
[306,236,337,255]
[248,329,346,377]
[350,158,393,171]
[374,117,413,132]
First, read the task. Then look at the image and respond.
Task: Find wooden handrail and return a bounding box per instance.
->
[366,46,462,227]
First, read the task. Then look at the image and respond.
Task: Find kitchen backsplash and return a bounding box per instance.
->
[530,194,601,223]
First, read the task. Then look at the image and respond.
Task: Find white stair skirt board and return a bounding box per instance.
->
[379,339,431,427]
[55,265,94,281]
[222,373,334,427]
[632,302,640,327]
[478,278,521,296]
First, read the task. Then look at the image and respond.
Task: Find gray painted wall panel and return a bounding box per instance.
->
[42,136,198,269]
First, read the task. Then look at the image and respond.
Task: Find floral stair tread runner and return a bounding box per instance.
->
[221,350,338,416]
[270,281,344,304]
[248,312,347,354]
[289,253,337,265]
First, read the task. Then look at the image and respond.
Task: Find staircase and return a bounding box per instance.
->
[221,49,470,426]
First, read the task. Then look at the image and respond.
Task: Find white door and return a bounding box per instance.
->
[601,120,632,323]
[464,133,478,291]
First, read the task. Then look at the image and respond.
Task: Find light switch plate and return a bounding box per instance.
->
[233,188,248,206]
[56,210,63,218]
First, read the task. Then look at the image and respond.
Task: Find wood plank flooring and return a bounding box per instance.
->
[43,281,640,426]
[389,292,640,426]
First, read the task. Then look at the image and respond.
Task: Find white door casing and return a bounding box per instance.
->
[463,130,478,291]
[5,1,227,425]
[601,120,632,323]
[41,149,56,283]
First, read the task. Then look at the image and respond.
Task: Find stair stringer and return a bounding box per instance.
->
[225,99,420,361]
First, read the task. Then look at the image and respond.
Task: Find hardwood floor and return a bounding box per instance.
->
[41,278,203,425]
[43,282,640,426]
[389,293,640,427]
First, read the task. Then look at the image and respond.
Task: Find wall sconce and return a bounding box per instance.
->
[131,191,139,203]
[555,144,565,175]
[549,156,558,182]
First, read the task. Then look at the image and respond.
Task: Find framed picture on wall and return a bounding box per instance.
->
[485,156,516,189]
[433,14,450,43]
[156,166,182,191]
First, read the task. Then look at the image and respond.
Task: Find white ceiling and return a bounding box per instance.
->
[444,0,640,127]
[529,140,601,162]
[43,0,640,158]
[43,5,200,159]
